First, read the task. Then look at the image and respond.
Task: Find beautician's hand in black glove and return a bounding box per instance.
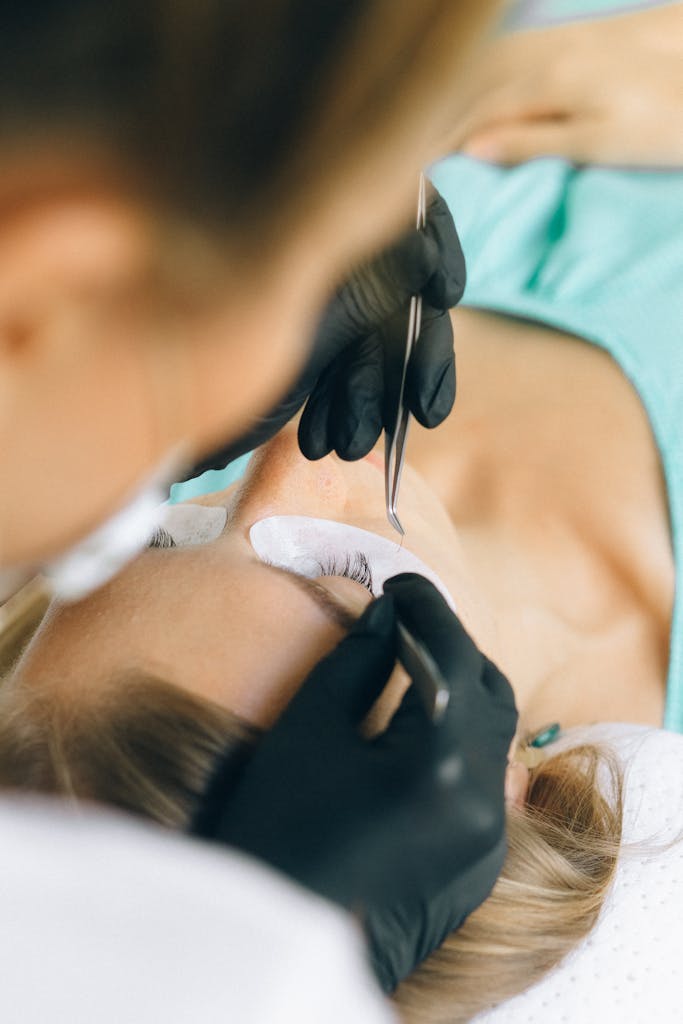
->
[191,574,518,993]
[185,186,465,477]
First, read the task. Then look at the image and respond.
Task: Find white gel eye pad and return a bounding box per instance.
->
[157,503,227,546]
[248,515,456,611]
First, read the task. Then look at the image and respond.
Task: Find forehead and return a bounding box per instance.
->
[19,542,349,728]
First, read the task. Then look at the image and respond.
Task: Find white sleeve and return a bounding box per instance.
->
[0,797,396,1024]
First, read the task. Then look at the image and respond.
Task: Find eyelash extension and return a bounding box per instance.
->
[316,550,374,595]
[147,526,177,549]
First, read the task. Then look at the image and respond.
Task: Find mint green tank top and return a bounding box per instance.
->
[430,155,683,730]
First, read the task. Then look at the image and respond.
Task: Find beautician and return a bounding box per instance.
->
[0,3,516,1017]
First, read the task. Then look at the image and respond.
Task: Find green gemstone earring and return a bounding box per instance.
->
[527,722,561,749]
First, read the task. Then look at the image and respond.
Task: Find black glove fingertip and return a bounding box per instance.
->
[422,188,467,308]
[352,593,395,639]
[298,403,332,460]
[383,572,442,599]
[331,380,383,459]
[409,356,455,428]
[330,333,385,460]
[335,418,382,461]
[406,310,456,428]
[482,657,518,720]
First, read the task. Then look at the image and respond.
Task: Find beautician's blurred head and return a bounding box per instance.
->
[0,1,498,571]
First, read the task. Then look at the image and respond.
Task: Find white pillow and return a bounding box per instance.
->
[475,723,683,1023]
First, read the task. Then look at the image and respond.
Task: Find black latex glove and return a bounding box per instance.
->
[191,574,517,993]
[184,186,465,478]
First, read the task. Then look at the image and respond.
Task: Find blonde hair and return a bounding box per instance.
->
[0,651,623,1021]
[394,744,623,1023]
[0,670,258,828]
[0,579,50,679]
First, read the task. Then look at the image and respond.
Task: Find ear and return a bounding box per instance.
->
[0,185,152,372]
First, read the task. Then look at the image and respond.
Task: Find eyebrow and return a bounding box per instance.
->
[257,561,358,631]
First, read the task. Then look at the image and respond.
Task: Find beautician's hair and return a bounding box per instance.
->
[1,2,497,260]
[0,670,623,1022]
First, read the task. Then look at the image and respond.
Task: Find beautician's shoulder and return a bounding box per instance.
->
[0,796,395,1023]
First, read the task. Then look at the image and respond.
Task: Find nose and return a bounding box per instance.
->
[235,428,350,523]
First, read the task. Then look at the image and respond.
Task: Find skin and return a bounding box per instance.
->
[410,309,674,730]
[449,3,683,168]
[16,307,676,807]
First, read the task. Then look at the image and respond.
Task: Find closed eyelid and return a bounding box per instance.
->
[256,560,359,631]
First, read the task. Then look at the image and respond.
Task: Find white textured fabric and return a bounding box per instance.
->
[0,797,394,1024]
[475,723,683,1023]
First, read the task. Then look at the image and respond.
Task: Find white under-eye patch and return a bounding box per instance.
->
[248,515,456,610]
[157,503,227,546]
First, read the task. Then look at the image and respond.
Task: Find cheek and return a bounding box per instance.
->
[183,333,304,455]
[177,273,326,459]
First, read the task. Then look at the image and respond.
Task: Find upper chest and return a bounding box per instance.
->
[408,308,675,726]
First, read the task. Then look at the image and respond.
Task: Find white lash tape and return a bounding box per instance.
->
[157,504,227,546]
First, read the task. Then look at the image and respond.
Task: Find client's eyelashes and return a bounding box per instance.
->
[316,551,374,595]
[147,526,177,549]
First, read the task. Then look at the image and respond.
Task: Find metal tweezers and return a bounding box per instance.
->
[381,175,449,722]
[397,620,450,723]
[385,171,428,536]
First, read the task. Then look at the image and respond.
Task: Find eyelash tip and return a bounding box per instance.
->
[317,549,374,595]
